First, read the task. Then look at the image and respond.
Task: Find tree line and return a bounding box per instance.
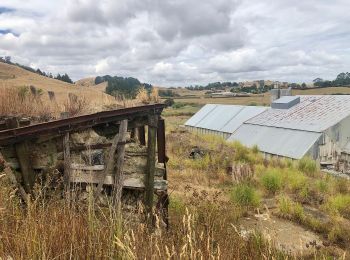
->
[313,72,350,88]
[0,56,73,84]
[95,75,152,98]
[186,81,239,91]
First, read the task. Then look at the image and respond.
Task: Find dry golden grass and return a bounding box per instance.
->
[0,63,116,111]
[0,165,285,259]
[164,86,350,106]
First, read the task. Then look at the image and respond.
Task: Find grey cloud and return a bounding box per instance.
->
[0,0,349,85]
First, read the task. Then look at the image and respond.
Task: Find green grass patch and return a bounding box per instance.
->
[260,169,283,195]
[297,157,318,177]
[326,194,350,218]
[230,183,260,208]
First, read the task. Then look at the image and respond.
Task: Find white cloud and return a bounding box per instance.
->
[0,0,349,85]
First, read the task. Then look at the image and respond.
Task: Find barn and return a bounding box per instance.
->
[185,95,350,173]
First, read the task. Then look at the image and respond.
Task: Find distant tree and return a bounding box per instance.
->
[164,98,175,107]
[4,56,11,63]
[313,78,323,83]
[301,82,307,89]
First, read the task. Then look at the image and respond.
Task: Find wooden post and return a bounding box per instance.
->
[138,126,146,145]
[6,117,35,193]
[96,132,119,193]
[145,114,158,215]
[157,119,166,164]
[0,152,29,204]
[15,141,36,192]
[61,113,71,193]
[113,119,128,210]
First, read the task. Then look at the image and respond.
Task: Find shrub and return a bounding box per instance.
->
[252,145,259,154]
[164,98,175,107]
[315,179,328,193]
[261,169,282,194]
[326,194,350,218]
[230,183,260,208]
[172,102,186,109]
[285,169,308,193]
[297,157,318,176]
[278,195,293,216]
[277,195,305,223]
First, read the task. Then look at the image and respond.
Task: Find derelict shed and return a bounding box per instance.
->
[184,104,268,139]
[185,95,350,174]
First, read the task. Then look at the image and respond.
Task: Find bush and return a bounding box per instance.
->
[277,195,305,223]
[297,157,318,176]
[172,102,186,109]
[164,98,175,107]
[326,194,350,218]
[261,169,282,194]
[230,183,260,208]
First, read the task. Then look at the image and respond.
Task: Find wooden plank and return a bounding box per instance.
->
[69,171,167,190]
[71,164,104,171]
[145,114,158,213]
[157,119,166,163]
[113,119,128,208]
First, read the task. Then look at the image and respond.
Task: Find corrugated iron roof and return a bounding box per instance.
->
[228,124,322,159]
[220,106,268,133]
[247,95,350,132]
[184,104,218,127]
[185,104,267,133]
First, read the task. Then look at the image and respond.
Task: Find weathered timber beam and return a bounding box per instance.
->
[0,104,165,146]
[113,119,128,208]
[0,152,29,203]
[144,114,158,213]
[61,113,71,191]
[15,141,35,192]
[157,119,166,164]
[69,172,167,190]
[138,126,146,146]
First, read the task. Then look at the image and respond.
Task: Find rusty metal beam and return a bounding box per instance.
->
[0,104,165,145]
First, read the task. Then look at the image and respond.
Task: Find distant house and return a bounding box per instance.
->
[185,95,350,173]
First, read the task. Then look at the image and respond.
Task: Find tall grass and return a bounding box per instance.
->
[0,86,88,120]
[0,172,283,259]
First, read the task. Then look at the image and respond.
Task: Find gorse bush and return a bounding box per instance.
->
[230,183,260,208]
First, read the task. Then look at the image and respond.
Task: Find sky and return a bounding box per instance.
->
[0,0,349,86]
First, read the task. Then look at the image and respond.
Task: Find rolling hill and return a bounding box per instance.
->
[0,62,114,108]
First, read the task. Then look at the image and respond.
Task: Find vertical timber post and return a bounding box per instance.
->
[145,114,158,218]
[138,126,146,146]
[61,112,71,197]
[6,117,35,193]
[113,119,128,210]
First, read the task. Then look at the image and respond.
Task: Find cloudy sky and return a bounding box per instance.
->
[0,0,349,86]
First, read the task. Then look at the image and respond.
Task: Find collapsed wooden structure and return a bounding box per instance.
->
[0,104,168,216]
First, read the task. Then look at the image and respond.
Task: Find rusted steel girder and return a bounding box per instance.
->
[0,104,166,145]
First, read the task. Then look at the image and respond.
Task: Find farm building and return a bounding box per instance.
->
[185,95,350,173]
